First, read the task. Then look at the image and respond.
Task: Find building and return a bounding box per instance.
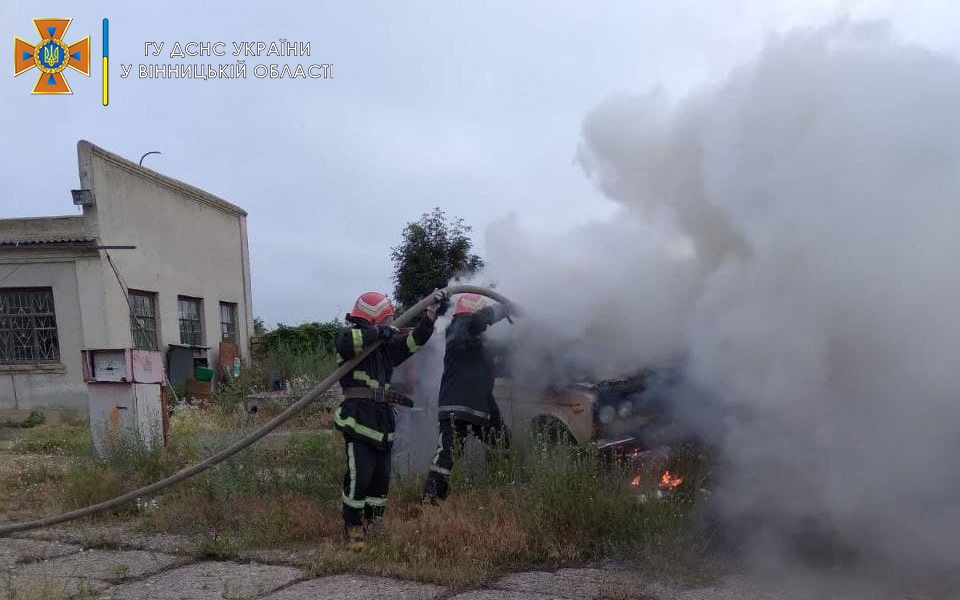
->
[0,140,254,416]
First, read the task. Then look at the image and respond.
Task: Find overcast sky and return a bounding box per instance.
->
[2,1,957,327]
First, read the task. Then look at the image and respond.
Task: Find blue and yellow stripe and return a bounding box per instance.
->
[102,19,108,106]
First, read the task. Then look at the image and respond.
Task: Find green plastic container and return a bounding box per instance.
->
[193,366,214,382]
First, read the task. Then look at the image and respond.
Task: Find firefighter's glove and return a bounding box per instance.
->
[377,325,398,341]
[425,289,449,322]
[436,290,451,316]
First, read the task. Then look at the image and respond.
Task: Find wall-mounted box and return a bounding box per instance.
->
[82,349,164,384]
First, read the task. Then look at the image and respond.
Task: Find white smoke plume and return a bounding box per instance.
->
[468,19,960,590]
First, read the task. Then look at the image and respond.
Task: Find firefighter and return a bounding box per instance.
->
[422,292,512,505]
[334,289,446,552]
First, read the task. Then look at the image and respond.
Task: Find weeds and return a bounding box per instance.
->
[12,424,90,456]
[264,342,337,389]
[128,412,709,587]
[20,397,710,589]
[0,410,46,429]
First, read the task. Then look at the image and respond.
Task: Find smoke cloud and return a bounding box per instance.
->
[467,19,960,591]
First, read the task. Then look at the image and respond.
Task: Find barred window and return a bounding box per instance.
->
[220,302,237,343]
[178,296,203,346]
[0,288,60,365]
[129,290,158,350]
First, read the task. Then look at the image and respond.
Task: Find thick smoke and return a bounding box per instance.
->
[470,19,960,588]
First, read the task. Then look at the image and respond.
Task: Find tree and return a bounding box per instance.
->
[390,207,484,312]
[253,317,267,336]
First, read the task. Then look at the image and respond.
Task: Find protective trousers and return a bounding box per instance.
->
[422,415,508,501]
[342,439,391,527]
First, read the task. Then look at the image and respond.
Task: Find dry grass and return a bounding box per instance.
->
[3,400,713,590]
[130,413,712,589]
[11,424,90,456]
[0,574,99,600]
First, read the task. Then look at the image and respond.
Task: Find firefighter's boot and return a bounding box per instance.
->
[347,525,365,552]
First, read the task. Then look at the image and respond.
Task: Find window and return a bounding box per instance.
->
[220,302,238,343]
[129,290,158,350]
[0,288,60,365]
[178,296,203,346]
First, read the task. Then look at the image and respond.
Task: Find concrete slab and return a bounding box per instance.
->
[12,522,199,555]
[448,591,572,600]
[11,525,88,544]
[493,568,655,599]
[260,574,446,600]
[127,532,199,555]
[235,547,325,567]
[0,573,110,599]
[98,561,306,600]
[15,549,183,583]
[0,538,80,568]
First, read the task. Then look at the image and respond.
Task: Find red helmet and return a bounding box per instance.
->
[452,293,487,316]
[348,292,394,324]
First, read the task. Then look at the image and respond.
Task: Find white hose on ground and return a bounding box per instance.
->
[0,285,518,536]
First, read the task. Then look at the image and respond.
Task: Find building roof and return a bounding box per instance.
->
[0,216,96,246]
[0,236,96,246]
[80,141,248,217]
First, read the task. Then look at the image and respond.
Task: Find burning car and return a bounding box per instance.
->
[489,363,704,500]
[392,346,706,501]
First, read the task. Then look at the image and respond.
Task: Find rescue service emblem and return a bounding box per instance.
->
[14,18,90,94]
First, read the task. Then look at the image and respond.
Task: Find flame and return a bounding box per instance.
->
[658,470,683,489]
[630,475,642,486]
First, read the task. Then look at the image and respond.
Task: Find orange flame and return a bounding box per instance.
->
[630,475,642,486]
[658,470,683,489]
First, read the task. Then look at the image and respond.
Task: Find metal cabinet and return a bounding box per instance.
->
[82,349,166,457]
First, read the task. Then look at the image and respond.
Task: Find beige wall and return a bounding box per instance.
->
[0,140,254,413]
[0,254,95,411]
[77,141,253,380]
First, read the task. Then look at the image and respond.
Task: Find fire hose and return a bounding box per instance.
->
[0,285,518,536]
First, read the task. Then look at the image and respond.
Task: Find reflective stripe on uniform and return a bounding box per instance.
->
[353,370,380,389]
[365,496,386,507]
[431,432,442,466]
[430,465,451,476]
[341,493,365,509]
[348,442,357,501]
[406,334,421,353]
[351,329,363,355]
[334,407,385,443]
[439,405,490,420]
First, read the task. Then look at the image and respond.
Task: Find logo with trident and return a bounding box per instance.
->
[14,19,90,94]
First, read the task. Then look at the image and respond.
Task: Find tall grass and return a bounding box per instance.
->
[22,366,710,590]
[262,342,338,392]
[123,412,712,587]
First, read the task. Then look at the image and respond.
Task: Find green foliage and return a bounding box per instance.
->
[390,207,484,312]
[13,424,91,456]
[257,320,341,385]
[0,410,46,429]
[262,320,341,355]
[253,317,267,336]
[262,341,338,388]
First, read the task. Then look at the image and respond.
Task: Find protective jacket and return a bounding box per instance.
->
[437,305,508,426]
[333,316,434,449]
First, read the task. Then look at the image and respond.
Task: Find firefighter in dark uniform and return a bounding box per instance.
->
[334,290,445,551]
[422,293,512,504]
